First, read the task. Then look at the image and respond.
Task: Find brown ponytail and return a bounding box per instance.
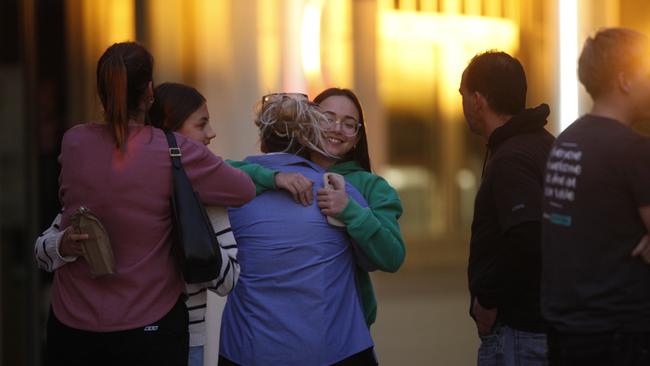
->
[96,42,154,150]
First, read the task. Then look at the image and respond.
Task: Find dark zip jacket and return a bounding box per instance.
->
[468,104,554,333]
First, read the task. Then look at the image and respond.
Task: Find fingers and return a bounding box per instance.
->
[68,233,90,241]
[66,242,84,256]
[60,229,87,257]
[328,174,345,191]
[286,185,300,204]
[298,188,312,206]
[321,208,336,217]
[472,299,497,336]
[317,198,329,210]
[278,173,314,206]
[294,178,313,206]
[632,235,649,257]
[632,235,650,264]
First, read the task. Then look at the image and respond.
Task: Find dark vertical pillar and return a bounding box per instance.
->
[22,0,40,365]
[135,0,150,45]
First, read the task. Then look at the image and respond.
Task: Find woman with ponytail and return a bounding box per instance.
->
[43,42,255,366]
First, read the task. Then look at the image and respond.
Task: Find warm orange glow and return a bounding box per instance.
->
[320,0,353,88]
[301,0,323,77]
[257,0,281,93]
[80,0,134,60]
[147,0,186,81]
[195,0,232,72]
[84,0,134,45]
[378,10,519,115]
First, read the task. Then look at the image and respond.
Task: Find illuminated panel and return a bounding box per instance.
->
[484,0,503,17]
[284,0,307,92]
[87,0,134,44]
[558,0,579,131]
[301,0,323,77]
[81,0,134,55]
[71,0,134,121]
[194,0,232,79]
[442,0,461,13]
[147,0,185,82]
[464,0,481,15]
[378,10,518,115]
[319,0,353,89]
[257,0,281,92]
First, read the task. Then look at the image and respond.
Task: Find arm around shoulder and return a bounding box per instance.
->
[226,159,277,195]
[180,139,256,207]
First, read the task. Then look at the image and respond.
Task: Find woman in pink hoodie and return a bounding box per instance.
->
[44,42,255,366]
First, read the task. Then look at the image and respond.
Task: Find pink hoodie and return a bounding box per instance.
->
[52,123,254,332]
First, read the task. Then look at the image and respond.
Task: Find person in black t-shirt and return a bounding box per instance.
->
[541,28,650,366]
[461,51,554,366]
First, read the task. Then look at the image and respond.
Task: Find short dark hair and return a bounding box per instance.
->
[578,28,649,99]
[463,51,527,115]
[150,82,206,132]
[313,88,371,172]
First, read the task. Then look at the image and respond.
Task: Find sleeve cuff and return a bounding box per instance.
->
[54,228,79,263]
[266,170,279,190]
[337,197,365,224]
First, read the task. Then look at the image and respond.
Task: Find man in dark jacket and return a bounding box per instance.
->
[461,51,553,365]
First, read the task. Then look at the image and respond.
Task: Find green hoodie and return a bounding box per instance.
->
[328,160,406,326]
[227,160,277,195]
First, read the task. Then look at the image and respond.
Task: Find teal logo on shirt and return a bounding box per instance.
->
[549,213,572,227]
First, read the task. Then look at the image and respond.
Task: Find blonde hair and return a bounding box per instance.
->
[254,96,332,157]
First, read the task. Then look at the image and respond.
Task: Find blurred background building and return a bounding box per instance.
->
[1,0,649,364]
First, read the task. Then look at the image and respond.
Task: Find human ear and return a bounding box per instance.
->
[473,92,487,112]
[146,81,154,98]
[617,71,632,94]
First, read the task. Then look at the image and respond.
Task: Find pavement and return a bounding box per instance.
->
[371,267,479,365]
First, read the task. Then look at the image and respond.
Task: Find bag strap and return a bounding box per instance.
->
[165,132,183,170]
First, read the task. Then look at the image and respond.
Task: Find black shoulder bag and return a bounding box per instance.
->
[165,132,222,284]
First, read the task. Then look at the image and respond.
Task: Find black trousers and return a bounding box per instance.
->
[45,296,189,366]
[218,347,378,366]
[548,330,650,366]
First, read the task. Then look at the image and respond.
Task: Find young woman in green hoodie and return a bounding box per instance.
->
[311,88,406,327]
[233,89,405,327]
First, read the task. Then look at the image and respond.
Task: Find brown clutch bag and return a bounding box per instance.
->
[69,206,115,278]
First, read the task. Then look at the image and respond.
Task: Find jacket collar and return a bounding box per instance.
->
[487,103,550,150]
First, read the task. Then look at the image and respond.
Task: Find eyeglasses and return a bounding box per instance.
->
[321,112,362,136]
[261,92,308,108]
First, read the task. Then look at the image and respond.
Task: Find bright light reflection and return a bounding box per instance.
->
[382,166,432,191]
[456,169,476,190]
[301,0,323,76]
[378,11,518,113]
[559,0,579,131]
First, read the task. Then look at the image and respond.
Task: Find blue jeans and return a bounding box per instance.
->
[188,345,204,366]
[478,324,548,366]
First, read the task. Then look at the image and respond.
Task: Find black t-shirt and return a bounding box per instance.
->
[542,115,650,333]
[469,127,554,332]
